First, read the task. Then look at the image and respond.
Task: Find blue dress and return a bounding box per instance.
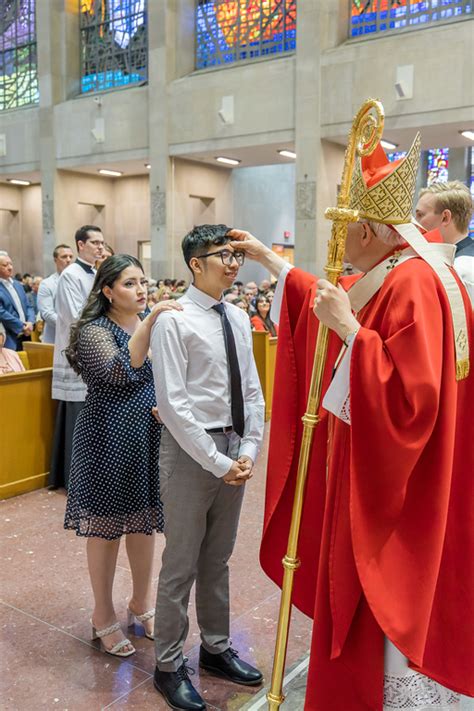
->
[64,316,164,540]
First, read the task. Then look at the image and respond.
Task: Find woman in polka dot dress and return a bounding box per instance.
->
[64,255,182,657]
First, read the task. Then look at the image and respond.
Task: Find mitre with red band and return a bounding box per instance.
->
[348,131,469,379]
[350,133,421,225]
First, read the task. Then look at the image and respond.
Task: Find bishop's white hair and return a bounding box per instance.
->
[364,221,405,247]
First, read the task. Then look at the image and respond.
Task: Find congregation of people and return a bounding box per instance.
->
[1,170,473,711]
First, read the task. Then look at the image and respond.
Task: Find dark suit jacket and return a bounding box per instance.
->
[0,280,35,349]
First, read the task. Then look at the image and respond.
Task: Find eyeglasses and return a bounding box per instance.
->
[197,249,245,267]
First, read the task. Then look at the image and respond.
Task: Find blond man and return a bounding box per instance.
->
[416,180,473,302]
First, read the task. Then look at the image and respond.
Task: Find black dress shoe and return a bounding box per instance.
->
[199,646,263,686]
[153,664,206,710]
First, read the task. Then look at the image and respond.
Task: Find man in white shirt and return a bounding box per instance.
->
[49,225,104,489]
[37,244,74,344]
[151,224,265,711]
[415,180,473,304]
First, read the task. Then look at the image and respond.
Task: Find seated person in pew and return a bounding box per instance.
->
[0,324,26,375]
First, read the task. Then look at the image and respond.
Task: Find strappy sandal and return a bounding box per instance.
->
[91,620,136,657]
[127,607,155,640]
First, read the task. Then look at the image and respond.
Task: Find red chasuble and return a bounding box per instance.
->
[260,244,474,710]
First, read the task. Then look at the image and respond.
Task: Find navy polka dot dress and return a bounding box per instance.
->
[64,316,164,540]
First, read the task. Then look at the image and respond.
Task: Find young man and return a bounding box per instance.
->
[151,224,265,711]
[37,244,74,344]
[415,180,473,303]
[49,225,104,489]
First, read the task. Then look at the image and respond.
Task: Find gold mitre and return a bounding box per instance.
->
[349,132,421,225]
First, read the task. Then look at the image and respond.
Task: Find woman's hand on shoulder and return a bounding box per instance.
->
[146,300,183,326]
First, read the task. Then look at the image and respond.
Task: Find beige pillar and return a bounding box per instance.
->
[36,0,80,274]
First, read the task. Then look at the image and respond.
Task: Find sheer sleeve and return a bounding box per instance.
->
[77,323,152,386]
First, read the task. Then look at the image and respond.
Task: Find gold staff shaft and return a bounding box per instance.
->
[267,99,385,711]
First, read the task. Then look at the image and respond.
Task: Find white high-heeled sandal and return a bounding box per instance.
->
[91,620,136,657]
[127,608,155,640]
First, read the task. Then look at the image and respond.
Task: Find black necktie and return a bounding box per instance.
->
[212,303,245,437]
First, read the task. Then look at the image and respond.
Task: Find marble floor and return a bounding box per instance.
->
[1,427,312,711]
[2,427,473,711]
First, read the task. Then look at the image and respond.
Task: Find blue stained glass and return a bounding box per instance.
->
[0,0,38,110]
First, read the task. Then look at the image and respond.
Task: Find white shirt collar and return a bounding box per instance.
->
[0,277,13,286]
[186,283,223,311]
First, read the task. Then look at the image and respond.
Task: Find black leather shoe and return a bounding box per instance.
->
[199,646,263,686]
[153,664,206,710]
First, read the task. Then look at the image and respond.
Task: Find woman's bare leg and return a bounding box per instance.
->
[87,537,134,653]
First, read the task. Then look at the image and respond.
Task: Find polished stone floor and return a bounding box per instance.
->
[0,427,312,710]
[2,426,473,711]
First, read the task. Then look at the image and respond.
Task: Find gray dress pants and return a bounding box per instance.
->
[154,428,245,672]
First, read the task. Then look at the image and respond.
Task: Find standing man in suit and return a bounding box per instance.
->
[151,224,265,711]
[49,225,104,489]
[0,251,35,350]
[37,244,75,344]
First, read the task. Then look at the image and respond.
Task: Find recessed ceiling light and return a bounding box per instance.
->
[459,130,474,141]
[215,156,241,166]
[98,169,123,177]
[7,178,31,186]
[278,149,296,159]
[381,140,398,151]
[145,163,151,169]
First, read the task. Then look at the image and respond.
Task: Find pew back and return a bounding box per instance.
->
[252,331,277,421]
[0,368,57,499]
[23,341,54,369]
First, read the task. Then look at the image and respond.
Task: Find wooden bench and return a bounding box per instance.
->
[252,331,277,421]
[0,368,57,499]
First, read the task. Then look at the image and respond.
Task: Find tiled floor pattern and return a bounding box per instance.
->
[1,426,312,710]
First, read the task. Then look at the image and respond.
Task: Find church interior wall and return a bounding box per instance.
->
[0,183,42,275]
[0,107,40,171]
[113,175,151,257]
[168,56,295,148]
[320,20,474,134]
[54,86,149,162]
[232,163,296,284]
[54,170,115,252]
[170,158,234,280]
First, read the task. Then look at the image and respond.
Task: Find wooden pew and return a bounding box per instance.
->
[252,331,277,421]
[23,341,54,369]
[0,368,57,499]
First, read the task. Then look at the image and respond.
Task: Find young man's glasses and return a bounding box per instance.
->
[197,249,245,267]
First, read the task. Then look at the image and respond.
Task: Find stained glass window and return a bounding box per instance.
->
[350,1,473,37]
[427,147,449,185]
[196,1,296,69]
[387,150,407,163]
[80,0,147,94]
[0,0,38,111]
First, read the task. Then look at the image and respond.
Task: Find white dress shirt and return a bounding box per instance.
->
[151,283,265,478]
[37,271,59,344]
[52,261,95,401]
[0,277,26,322]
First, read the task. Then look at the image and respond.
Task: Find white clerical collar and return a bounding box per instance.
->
[186,283,223,311]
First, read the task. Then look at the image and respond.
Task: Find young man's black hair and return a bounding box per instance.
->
[181,224,232,270]
[74,224,102,248]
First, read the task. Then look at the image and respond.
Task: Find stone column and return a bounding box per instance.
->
[148,1,176,279]
[294,0,350,276]
[36,0,80,274]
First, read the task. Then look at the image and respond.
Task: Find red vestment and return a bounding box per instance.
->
[260,240,474,710]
